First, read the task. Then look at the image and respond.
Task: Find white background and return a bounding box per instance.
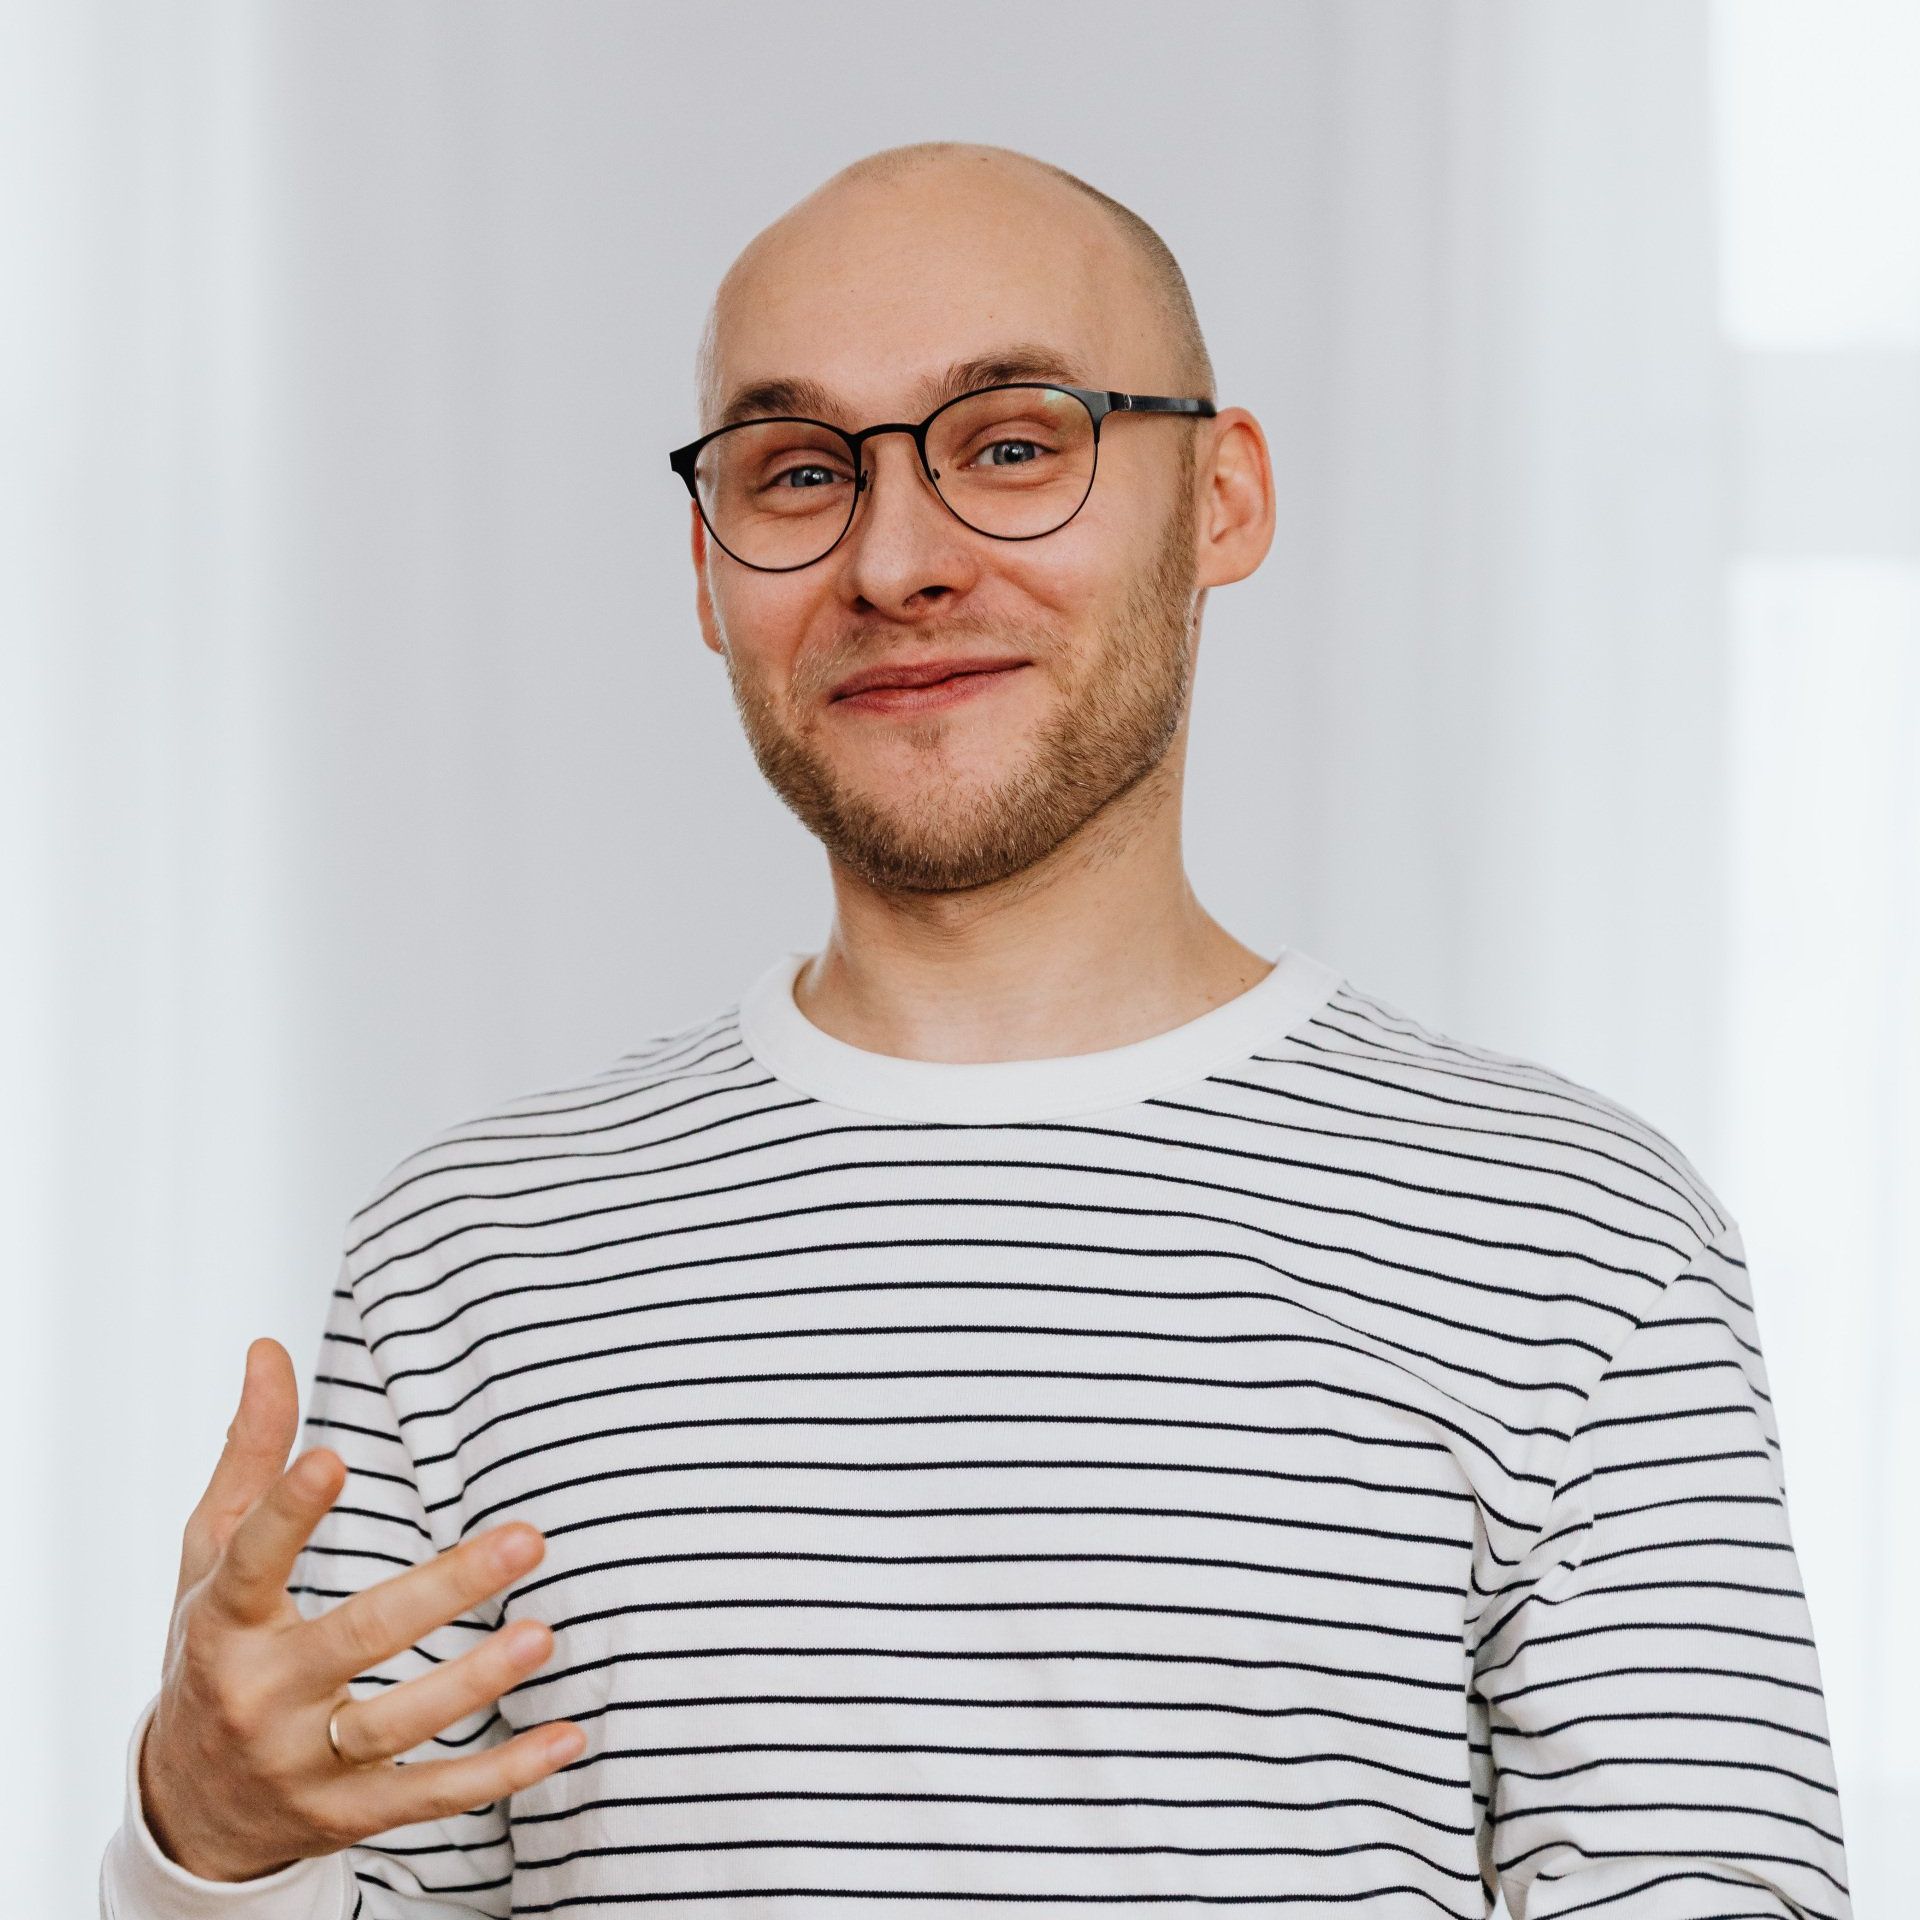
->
[4,2,1913,1912]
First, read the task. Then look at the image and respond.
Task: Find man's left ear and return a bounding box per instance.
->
[1193,407,1276,591]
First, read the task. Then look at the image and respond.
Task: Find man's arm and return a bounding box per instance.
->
[99,1256,525,1919]
[1470,1220,1852,1918]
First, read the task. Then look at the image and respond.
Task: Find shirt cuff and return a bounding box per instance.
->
[99,1689,349,1920]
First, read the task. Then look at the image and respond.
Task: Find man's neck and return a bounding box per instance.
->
[793,799,1273,1066]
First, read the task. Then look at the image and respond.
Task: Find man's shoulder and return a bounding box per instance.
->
[341,994,755,1279]
[1315,970,1736,1281]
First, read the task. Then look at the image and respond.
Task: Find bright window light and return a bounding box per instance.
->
[1722,557,1920,1902]
[1713,0,1920,348]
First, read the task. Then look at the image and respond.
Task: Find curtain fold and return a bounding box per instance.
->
[1275,1,1732,1140]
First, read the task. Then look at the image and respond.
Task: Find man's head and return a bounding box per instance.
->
[686,140,1272,900]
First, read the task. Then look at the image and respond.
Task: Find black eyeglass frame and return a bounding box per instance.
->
[667,383,1217,574]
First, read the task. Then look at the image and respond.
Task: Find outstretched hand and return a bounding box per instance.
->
[138,1337,584,1883]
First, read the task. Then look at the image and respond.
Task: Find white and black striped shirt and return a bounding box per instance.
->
[102,942,1852,1918]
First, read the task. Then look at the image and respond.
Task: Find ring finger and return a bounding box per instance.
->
[322,1617,555,1770]
[322,1691,387,1770]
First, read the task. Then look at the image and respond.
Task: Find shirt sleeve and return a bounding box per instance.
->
[1469,1219,1853,1918]
[99,1254,520,1918]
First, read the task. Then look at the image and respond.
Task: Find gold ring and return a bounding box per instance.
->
[326,1702,360,1767]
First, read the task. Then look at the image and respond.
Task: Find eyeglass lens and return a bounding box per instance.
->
[692,385,1097,569]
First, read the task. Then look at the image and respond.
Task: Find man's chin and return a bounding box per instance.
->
[826,842,1045,897]
[816,816,1012,896]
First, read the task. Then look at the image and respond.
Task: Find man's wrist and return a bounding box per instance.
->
[137,1701,287,1881]
[104,1691,344,1919]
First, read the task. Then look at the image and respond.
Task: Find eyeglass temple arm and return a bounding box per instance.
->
[1109,394,1217,416]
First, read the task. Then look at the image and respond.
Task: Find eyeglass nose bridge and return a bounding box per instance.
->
[844,418,945,497]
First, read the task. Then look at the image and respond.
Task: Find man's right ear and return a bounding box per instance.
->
[690,501,722,657]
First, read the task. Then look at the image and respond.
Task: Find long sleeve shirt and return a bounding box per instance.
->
[100,942,1853,1918]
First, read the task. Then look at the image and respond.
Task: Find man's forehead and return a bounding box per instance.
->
[714,344,1099,431]
[699,162,1145,430]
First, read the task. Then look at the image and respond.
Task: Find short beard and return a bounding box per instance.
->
[721,468,1200,898]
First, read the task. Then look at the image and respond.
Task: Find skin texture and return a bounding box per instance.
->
[690,142,1279,1063]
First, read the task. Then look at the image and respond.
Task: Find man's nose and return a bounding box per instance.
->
[837,429,976,610]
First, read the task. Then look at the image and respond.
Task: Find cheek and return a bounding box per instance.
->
[997,474,1162,613]
[710,574,826,677]
[990,537,1124,633]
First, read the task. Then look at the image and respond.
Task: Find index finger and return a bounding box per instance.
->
[208,1446,346,1625]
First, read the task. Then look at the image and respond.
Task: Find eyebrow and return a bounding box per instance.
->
[715,344,1095,430]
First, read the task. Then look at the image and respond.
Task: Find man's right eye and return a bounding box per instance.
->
[766,464,845,491]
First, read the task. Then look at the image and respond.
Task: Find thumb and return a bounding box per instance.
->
[177,1338,309,1599]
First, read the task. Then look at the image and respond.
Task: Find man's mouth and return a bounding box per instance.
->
[830,661,1029,713]
[830,654,1031,700]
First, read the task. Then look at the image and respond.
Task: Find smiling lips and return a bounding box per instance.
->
[829,656,1030,713]
[830,655,1030,699]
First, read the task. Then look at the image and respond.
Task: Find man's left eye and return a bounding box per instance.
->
[973,439,1045,468]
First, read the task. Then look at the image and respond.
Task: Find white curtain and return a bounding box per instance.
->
[6,3,1910,1913]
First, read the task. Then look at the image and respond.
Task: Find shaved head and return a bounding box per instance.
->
[695,141,1214,433]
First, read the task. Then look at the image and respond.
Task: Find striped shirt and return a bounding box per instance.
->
[101,942,1852,1918]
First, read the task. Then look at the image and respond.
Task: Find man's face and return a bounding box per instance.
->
[692,159,1207,897]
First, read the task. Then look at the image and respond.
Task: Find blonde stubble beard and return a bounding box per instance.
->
[717,472,1201,900]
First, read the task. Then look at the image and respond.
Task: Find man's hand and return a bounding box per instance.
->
[138,1337,586,1883]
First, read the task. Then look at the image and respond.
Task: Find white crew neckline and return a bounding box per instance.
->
[735,943,1344,1123]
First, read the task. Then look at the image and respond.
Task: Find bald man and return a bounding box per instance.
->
[104,144,1850,1919]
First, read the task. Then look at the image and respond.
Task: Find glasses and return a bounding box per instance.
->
[667,382,1215,573]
